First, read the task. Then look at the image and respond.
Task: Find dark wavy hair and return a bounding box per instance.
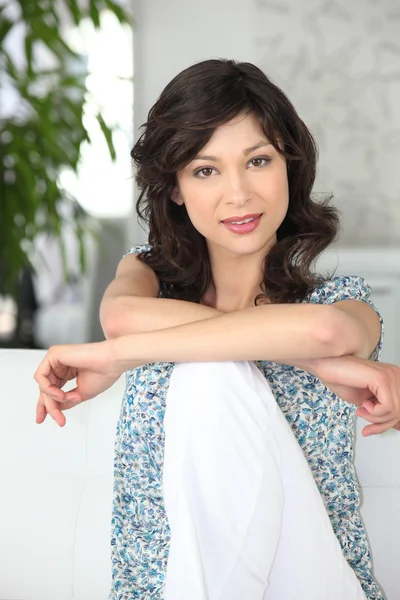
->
[131,58,340,305]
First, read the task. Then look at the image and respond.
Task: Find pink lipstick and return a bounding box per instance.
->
[221,214,262,234]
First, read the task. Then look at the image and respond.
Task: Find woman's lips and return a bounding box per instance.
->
[221,214,262,234]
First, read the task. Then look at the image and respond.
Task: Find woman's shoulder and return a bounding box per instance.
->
[305,273,373,305]
[124,243,152,257]
[122,243,167,297]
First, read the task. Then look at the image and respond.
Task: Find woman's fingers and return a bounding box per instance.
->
[320,358,400,425]
[35,392,66,427]
[36,390,84,427]
[64,389,83,403]
[45,395,66,427]
[35,396,47,424]
[359,399,379,413]
[359,392,397,419]
[34,365,66,402]
[356,406,395,423]
[358,371,400,420]
[33,346,102,428]
[362,418,400,437]
[360,398,394,418]
[34,352,79,418]
[34,349,78,396]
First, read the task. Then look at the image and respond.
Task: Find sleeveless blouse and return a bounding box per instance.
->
[109,244,385,600]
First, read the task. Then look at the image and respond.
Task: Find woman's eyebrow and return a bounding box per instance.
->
[243,141,272,156]
[194,141,272,162]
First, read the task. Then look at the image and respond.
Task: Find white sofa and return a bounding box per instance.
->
[0,349,123,600]
[0,349,399,600]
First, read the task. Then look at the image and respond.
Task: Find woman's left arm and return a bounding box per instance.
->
[109,302,362,371]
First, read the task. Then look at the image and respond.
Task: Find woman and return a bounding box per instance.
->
[34,59,400,599]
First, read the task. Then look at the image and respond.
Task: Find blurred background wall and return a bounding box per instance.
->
[1,0,399,349]
[254,0,400,246]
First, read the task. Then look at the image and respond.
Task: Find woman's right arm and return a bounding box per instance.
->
[99,253,223,339]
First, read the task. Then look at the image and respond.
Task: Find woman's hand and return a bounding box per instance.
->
[34,341,126,427]
[314,355,400,436]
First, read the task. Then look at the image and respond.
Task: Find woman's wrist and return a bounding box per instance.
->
[108,335,147,375]
[306,355,362,383]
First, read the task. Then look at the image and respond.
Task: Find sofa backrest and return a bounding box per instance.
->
[0,349,398,599]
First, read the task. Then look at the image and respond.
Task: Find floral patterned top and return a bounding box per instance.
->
[109,244,385,600]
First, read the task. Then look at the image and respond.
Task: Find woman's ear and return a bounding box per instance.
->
[171,188,184,206]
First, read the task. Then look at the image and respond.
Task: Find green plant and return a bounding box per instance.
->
[0,0,132,298]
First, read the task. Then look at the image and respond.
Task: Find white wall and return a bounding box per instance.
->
[129,0,255,244]
[132,0,254,133]
[254,0,400,247]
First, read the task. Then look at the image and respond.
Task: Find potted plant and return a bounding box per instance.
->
[0,0,132,345]
[0,0,131,298]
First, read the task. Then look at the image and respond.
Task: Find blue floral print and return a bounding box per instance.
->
[109,245,385,600]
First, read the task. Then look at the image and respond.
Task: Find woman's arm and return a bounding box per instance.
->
[100,253,160,338]
[103,296,225,337]
[101,257,375,363]
[101,261,364,366]
[109,303,349,371]
[100,294,373,402]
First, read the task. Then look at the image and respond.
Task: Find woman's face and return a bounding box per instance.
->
[173,112,289,259]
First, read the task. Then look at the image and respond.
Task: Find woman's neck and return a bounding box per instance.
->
[201,282,268,312]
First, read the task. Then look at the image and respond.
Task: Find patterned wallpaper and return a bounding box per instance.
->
[254,0,400,246]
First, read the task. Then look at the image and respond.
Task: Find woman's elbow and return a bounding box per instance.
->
[322,305,368,358]
[100,297,131,339]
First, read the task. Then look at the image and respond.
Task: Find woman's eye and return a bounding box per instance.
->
[193,158,270,177]
[194,167,215,178]
[249,157,271,168]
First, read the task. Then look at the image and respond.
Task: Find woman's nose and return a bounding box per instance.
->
[224,172,251,206]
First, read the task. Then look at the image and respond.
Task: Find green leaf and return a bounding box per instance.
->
[24,32,34,77]
[13,153,36,205]
[58,74,88,90]
[3,51,19,79]
[96,113,116,161]
[65,0,82,26]
[55,34,80,58]
[30,20,77,63]
[0,16,14,45]
[82,127,91,144]
[89,0,101,28]
[20,0,44,23]
[104,0,131,25]
[74,218,87,272]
